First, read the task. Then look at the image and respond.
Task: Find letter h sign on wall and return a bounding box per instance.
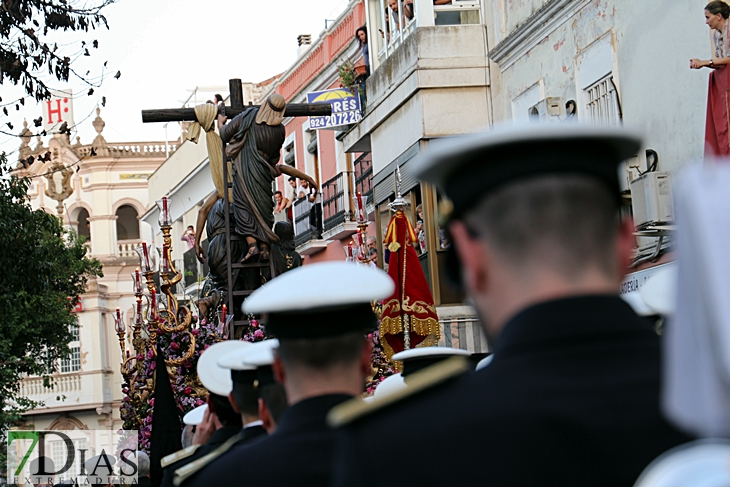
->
[43,90,75,134]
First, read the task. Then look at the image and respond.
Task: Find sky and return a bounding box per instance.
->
[0,0,349,156]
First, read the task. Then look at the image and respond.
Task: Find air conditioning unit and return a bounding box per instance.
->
[528,97,564,121]
[630,172,674,228]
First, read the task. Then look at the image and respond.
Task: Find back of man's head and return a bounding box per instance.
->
[260,383,288,424]
[463,175,621,281]
[277,332,366,371]
[230,382,259,420]
[209,392,243,427]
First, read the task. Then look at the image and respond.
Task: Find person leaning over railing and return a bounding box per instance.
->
[691,1,730,156]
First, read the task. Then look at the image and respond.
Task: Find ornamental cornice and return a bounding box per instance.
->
[488,0,590,70]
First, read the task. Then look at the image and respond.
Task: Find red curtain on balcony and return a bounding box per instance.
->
[705,66,730,157]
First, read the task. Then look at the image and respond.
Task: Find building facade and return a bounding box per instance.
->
[343,0,492,351]
[13,109,172,433]
[485,0,708,294]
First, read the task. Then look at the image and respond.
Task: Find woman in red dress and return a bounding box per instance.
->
[692,1,730,157]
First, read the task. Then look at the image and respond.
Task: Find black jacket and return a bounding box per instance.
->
[184,394,350,487]
[160,424,265,487]
[334,296,692,487]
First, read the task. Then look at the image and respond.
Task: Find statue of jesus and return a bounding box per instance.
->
[217,94,317,261]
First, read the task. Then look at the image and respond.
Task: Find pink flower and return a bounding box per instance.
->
[184,361,193,369]
[251,319,259,328]
[150,361,156,371]
[150,398,155,407]
[170,342,180,350]
[254,329,264,339]
[184,387,192,394]
[191,329,199,336]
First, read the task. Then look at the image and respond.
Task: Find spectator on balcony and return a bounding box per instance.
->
[307,183,323,239]
[298,179,311,200]
[181,225,196,250]
[692,1,730,156]
[356,26,369,73]
[274,191,288,223]
[415,204,426,253]
[388,0,414,29]
[286,177,297,221]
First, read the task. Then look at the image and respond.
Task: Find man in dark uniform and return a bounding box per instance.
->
[179,262,393,487]
[160,341,246,487]
[331,124,692,486]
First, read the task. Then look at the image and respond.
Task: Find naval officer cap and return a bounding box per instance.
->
[183,404,208,426]
[242,262,395,340]
[413,123,642,220]
[241,339,281,387]
[218,339,279,387]
[197,340,249,396]
[393,347,471,377]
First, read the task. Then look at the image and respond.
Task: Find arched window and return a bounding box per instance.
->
[116,205,140,240]
[77,208,90,241]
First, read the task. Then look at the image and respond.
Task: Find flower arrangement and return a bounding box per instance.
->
[120,313,222,454]
[365,326,395,396]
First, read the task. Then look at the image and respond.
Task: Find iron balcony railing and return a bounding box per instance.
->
[322,172,353,232]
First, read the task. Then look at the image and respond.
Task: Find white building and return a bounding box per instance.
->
[13,109,172,433]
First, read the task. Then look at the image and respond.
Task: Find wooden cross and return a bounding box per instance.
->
[141,79,332,123]
[141,78,331,339]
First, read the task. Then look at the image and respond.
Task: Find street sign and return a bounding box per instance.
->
[43,90,74,134]
[307,88,362,130]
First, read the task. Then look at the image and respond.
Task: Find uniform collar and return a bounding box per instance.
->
[209,425,242,445]
[244,420,264,429]
[494,295,647,356]
[275,394,352,436]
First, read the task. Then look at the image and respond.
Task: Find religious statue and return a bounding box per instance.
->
[218,94,317,262]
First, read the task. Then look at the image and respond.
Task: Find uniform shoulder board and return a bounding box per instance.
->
[172,431,244,486]
[161,445,200,468]
[327,355,470,428]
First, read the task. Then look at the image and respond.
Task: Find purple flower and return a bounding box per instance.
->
[150,361,156,371]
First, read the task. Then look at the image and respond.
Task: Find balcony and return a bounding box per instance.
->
[19,372,112,413]
[354,153,373,203]
[293,197,329,256]
[322,172,360,241]
[346,0,489,164]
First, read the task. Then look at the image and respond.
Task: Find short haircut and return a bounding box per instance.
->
[463,175,620,280]
[274,191,283,197]
[288,176,296,182]
[136,451,150,478]
[231,382,259,418]
[260,383,288,423]
[209,392,243,427]
[278,332,366,370]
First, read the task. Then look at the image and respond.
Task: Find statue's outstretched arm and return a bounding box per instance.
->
[278,165,318,194]
[194,192,220,263]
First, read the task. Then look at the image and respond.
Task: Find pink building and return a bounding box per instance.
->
[264,1,376,264]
